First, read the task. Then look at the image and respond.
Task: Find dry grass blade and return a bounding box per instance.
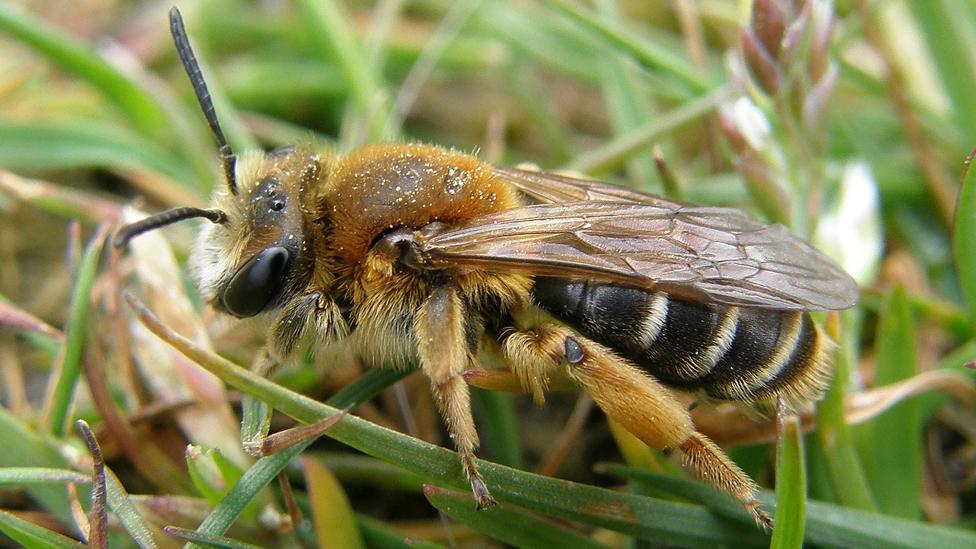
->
[121,206,245,466]
[243,408,351,457]
[75,420,107,549]
[65,484,89,543]
[0,301,64,340]
[0,171,122,225]
[276,473,303,532]
[695,371,976,446]
[845,371,976,423]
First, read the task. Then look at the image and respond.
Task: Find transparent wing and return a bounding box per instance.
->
[494,165,681,205]
[422,200,858,311]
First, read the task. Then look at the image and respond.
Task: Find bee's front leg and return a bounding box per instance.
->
[267,292,348,361]
[415,284,494,509]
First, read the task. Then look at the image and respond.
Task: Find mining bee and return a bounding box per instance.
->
[115,7,858,528]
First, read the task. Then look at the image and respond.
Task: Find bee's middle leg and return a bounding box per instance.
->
[415,284,494,509]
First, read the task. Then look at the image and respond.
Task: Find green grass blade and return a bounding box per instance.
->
[0,510,86,549]
[296,0,388,145]
[0,467,88,486]
[539,0,708,92]
[357,514,446,549]
[595,0,659,192]
[0,122,201,191]
[603,466,976,548]
[814,311,876,510]
[954,146,976,322]
[190,442,311,547]
[567,85,730,174]
[44,229,106,437]
[477,3,601,84]
[910,0,976,143]
[105,468,160,548]
[770,415,806,549]
[0,407,73,519]
[470,388,523,468]
[0,4,168,137]
[424,485,609,549]
[163,526,264,549]
[185,367,410,543]
[862,286,921,519]
[600,57,658,192]
[311,452,425,492]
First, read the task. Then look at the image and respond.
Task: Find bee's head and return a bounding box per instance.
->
[188,146,321,318]
[113,7,321,318]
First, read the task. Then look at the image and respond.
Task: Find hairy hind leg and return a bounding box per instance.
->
[501,323,771,528]
[415,284,494,509]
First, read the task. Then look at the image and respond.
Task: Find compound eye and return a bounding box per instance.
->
[221,246,290,318]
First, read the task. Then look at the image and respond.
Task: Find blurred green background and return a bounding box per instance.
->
[1,0,976,547]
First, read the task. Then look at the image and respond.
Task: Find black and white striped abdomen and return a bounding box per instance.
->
[532,277,832,408]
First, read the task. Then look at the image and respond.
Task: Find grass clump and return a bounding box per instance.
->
[1,1,976,547]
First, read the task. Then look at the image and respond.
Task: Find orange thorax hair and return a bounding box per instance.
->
[322,144,522,263]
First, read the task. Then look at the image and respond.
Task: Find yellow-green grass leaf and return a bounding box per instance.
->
[470,388,523,468]
[567,85,731,174]
[909,1,976,143]
[296,0,389,145]
[304,458,365,549]
[186,366,411,542]
[310,452,425,492]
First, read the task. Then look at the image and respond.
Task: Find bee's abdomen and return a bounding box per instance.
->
[532,277,831,407]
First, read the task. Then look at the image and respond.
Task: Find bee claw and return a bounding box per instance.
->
[471,478,497,510]
[748,501,773,531]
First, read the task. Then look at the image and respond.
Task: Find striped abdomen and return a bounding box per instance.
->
[532,277,832,408]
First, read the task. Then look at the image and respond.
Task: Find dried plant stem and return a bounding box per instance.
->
[76,420,107,549]
[853,0,956,225]
[536,394,593,477]
[695,370,976,446]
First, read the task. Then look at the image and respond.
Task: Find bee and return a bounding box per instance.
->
[115,7,858,529]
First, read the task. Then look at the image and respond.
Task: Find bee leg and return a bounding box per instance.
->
[415,284,494,509]
[499,326,565,405]
[502,324,771,529]
[268,292,348,361]
[561,334,773,529]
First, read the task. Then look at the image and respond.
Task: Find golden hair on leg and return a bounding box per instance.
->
[415,284,494,509]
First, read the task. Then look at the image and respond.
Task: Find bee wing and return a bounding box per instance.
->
[422,201,858,311]
[494,166,681,206]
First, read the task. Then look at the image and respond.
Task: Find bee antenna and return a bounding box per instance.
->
[113,207,226,248]
[169,7,238,196]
